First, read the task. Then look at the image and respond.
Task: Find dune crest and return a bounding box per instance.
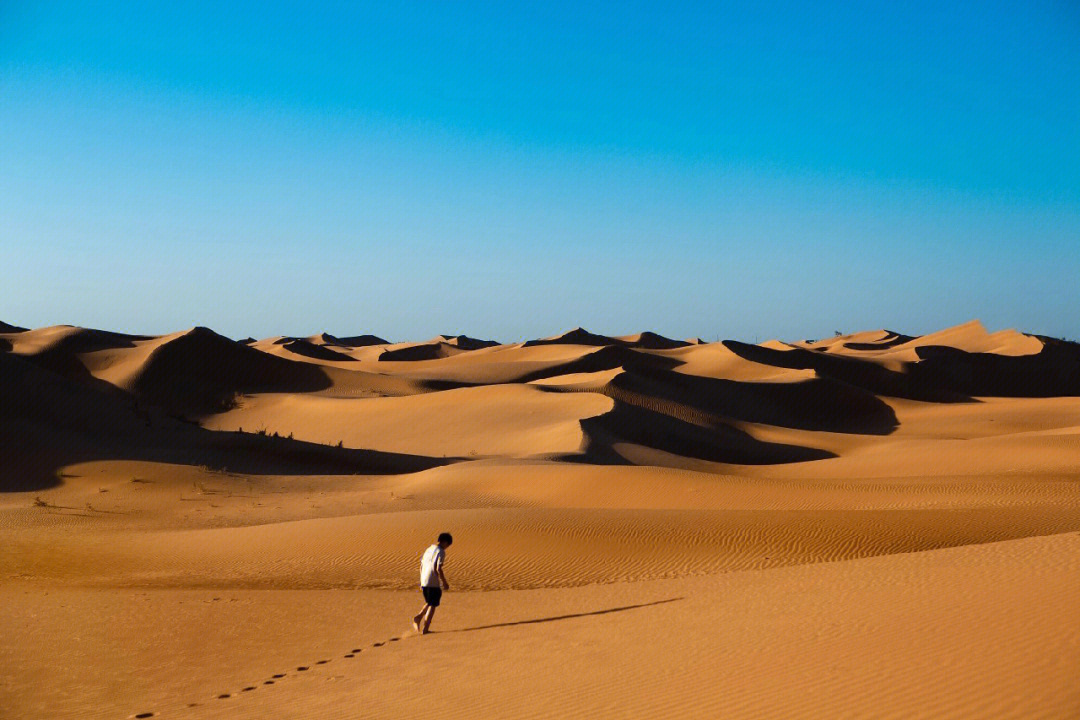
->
[314,332,389,347]
[0,320,28,333]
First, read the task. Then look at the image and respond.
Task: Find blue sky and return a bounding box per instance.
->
[2,1,1078,341]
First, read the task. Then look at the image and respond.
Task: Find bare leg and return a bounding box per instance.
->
[422,605,436,634]
[414,604,429,632]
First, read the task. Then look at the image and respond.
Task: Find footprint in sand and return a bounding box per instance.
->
[189,640,392,710]
[134,713,154,718]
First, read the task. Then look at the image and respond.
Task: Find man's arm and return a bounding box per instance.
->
[437,558,449,590]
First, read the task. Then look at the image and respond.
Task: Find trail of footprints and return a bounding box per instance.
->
[129,635,404,718]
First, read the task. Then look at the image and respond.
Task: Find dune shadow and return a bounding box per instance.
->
[518,345,683,383]
[842,331,915,351]
[378,342,469,361]
[1,350,458,492]
[610,364,900,436]
[722,340,975,403]
[441,597,683,634]
[278,338,357,362]
[522,344,898,436]
[577,401,835,465]
[722,338,1080,401]
[911,342,1080,397]
[132,327,336,416]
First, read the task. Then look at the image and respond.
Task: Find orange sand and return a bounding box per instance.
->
[2,319,1078,719]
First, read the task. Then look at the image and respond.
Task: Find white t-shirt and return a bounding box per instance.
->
[420,544,445,587]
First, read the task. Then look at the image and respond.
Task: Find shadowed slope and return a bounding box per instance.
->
[575,400,835,465]
[602,363,899,435]
[525,328,689,350]
[723,340,974,402]
[614,331,691,349]
[724,327,1080,401]
[517,344,682,382]
[910,341,1080,397]
[377,341,470,361]
[0,351,451,492]
[0,320,28,333]
[131,328,333,416]
[316,332,389,347]
[524,327,617,347]
[437,334,500,350]
[5,325,152,385]
[841,330,915,351]
[277,338,357,362]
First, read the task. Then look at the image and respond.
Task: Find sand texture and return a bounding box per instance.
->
[3,319,1079,719]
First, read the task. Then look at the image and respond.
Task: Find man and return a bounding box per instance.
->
[414,532,452,634]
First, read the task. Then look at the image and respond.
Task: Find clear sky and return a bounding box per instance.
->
[2,1,1078,342]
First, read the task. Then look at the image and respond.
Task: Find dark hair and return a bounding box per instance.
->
[438,532,453,546]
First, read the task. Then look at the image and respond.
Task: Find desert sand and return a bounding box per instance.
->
[2,318,1079,719]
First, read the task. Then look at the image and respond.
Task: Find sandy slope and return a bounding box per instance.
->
[2,320,1079,719]
[4,533,1078,720]
[200,384,613,458]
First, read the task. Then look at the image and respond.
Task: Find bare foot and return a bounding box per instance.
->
[413,615,423,632]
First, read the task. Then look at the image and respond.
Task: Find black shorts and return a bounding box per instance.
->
[422,586,442,607]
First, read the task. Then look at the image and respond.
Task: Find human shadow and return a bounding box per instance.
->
[439,597,684,634]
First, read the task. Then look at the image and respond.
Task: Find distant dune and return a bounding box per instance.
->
[276,337,358,362]
[313,332,389,347]
[0,320,28,333]
[3,319,1079,719]
[378,340,470,361]
[523,326,690,350]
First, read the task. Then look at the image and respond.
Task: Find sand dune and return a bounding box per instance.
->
[0,352,448,496]
[436,333,500,350]
[0,319,28,333]
[377,339,472,361]
[525,327,689,350]
[614,330,690,349]
[3,319,1079,718]
[271,337,358,362]
[523,326,618,347]
[202,384,612,458]
[311,332,389,347]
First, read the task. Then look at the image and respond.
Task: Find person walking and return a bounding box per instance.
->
[414,532,452,634]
